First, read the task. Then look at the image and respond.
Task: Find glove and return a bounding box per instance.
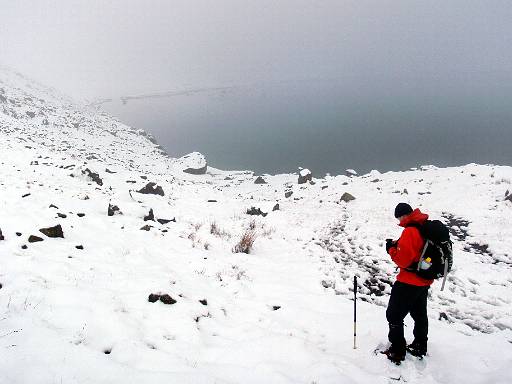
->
[385,239,396,253]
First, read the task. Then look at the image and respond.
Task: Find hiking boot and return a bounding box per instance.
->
[381,345,406,365]
[406,340,427,358]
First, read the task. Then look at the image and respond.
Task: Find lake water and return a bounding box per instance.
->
[103,78,511,176]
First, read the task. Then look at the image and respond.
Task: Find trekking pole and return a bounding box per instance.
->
[353,275,357,349]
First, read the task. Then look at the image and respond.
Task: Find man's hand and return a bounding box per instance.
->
[386,239,397,253]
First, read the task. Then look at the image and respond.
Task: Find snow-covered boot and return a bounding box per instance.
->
[407,340,427,358]
[382,344,406,365]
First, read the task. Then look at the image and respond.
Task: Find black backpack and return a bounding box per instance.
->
[406,220,453,290]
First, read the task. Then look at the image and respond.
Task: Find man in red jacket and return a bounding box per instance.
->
[383,203,433,364]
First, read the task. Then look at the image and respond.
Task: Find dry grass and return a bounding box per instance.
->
[232,230,257,254]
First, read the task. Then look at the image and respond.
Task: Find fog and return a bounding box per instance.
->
[2,1,511,174]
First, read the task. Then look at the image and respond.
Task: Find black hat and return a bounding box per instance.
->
[394,203,413,218]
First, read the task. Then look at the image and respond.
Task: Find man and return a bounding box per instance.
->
[384,203,433,364]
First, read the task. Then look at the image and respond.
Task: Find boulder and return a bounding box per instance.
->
[345,169,358,177]
[140,225,152,231]
[39,224,64,238]
[285,190,293,198]
[0,228,4,241]
[340,192,356,203]
[176,152,207,175]
[247,207,266,217]
[159,294,177,305]
[298,168,312,184]
[82,168,103,186]
[157,218,176,225]
[254,176,267,184]
[137,182,165,196]
[28,235,44,243]
[108,204,122,216]
[144,208,155,222]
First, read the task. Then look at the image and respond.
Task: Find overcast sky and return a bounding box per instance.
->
[2,0,511,101]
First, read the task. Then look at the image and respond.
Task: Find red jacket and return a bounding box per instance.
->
[388,208,434,286]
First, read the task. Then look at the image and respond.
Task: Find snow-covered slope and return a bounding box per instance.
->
[1,67,511,383]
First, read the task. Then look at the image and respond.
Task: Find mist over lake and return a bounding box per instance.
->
[103,75,512,176]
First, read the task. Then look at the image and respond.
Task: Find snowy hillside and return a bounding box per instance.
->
[1,67,512,383]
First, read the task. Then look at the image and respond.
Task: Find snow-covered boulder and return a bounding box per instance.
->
[254,176,267,184]
[345,169,358,177]
[176,152,207,175]
[298,168,312,184]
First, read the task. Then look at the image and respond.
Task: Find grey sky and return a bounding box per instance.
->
[2,1,511,100]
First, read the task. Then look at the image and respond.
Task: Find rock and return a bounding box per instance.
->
[340,192,356,203]
[105,168,116,174]
[207,199,217,203]
[272,203,280,211]
[140,225,152,231]
[176,152,207,175]
[285,191,293,198]
[159,294,177,305]
[157,218,175,225]
[137,182,165,196]
[272,306,281,311]
[28,235,44,243]
[22,193,31,198]
[39,224,64,238]
[321,185,328,190]
[254,176,267,184]
[298,168,312,184]
[0,228,4,241]
[82,168,103,186]
[21,245,28,250]
[26,111,36,118]
[77,213,85,217]
[49,204,59,209]
[148,293,160,303]
[75,245,84,250]
[246,207,267,217]
[16,232,22,237]
[199,299,208,306]
[505,193,512,203]
[57,213,67,219]
[144,209,155,222]
[108,204,122,216]
[345,169,358,177]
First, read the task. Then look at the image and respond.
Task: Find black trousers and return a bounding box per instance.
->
[386,281,429,348]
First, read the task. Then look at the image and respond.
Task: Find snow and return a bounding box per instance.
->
[1,66,512,383]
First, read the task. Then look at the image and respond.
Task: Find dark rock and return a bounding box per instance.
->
[22,193,31,198]
[16,232,22,237]
[298,169,312,184]
[49,204,59,209]
[137,182,165,196]
[39,224,64,238]
[340,192,356,203]
[148,293,161,303]
[82,168,103,186]
[77,213,85,218]
[57,213,67,218]
[183,165,208,175]
[246,207,267,217]
[21,245,28,250]
[0,228,3,241]
[506,193,512,203]
[371,179,380,183]
[157,218,175,225]
[144,209,155,222]
[140,225,152,231]
[207,199,217,203]
[105,168,116,174]
[272,306,281,311]
[108,204,121,216]
[439,312,449,321]
[285,191,293,198]
[75,245,84,250]
[140,175,147,180]
[199,299,208,306]
[126,180,136,184]
[28,235,44,243]
[272,203,280,211]
[321,186,328,190]
[254,176,267,184]
[159,294,177,305]
[103,349,112,355]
